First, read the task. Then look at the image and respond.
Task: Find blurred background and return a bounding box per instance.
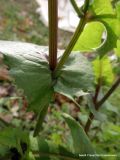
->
[0,0,120,159]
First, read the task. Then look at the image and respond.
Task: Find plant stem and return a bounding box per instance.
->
[85,113,94,134]
[83,0,90,13]
[93,56,103,103]
[85,76,120,134]
[33,105,48,137]
[85,78,102,134]
[48,0,58,71]
[54,0,91,76]
[93,78,102,105]
[70,0,84,17]
[54,18,86,76]
[98,76,120,106]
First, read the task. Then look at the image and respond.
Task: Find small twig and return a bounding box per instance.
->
[98,76,120,107]
[70,0,84,17]
[85,78,102,134]
[93,78,102,106]
[85,56,103,134]
[85,76,120,134]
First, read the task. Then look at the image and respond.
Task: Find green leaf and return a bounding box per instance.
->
[0,41,53,112]
[54,52,94,99]
[73,22,107,52]
[28,152,36,160]
[30,136,79,160]
[0,127,29,157]
[92,55,114,85]
[113,40,120,75]
[0,41,94,113]
[96,18,120,54]
[62,113,98,160]
[114,40,120,57]
[104,101,119,114]
[91,0,114,15]
[74,0,120,54]
[116,1,120,20]
[0,145,9,157]
[90,0,120,54]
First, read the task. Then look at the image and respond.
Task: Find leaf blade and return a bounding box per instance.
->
[30,136,79,160]
[0,41,53,113]
[54,52,94,100]
[62,113,99,160]
[73,22,107,52]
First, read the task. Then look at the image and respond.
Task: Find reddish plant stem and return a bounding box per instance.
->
[85,81,101,134]
[93,78,102,106]
[98,76,120,106]
[85,76,120,134]
[48,0,58,71]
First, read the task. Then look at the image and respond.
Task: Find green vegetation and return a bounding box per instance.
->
[0,0,48,44]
